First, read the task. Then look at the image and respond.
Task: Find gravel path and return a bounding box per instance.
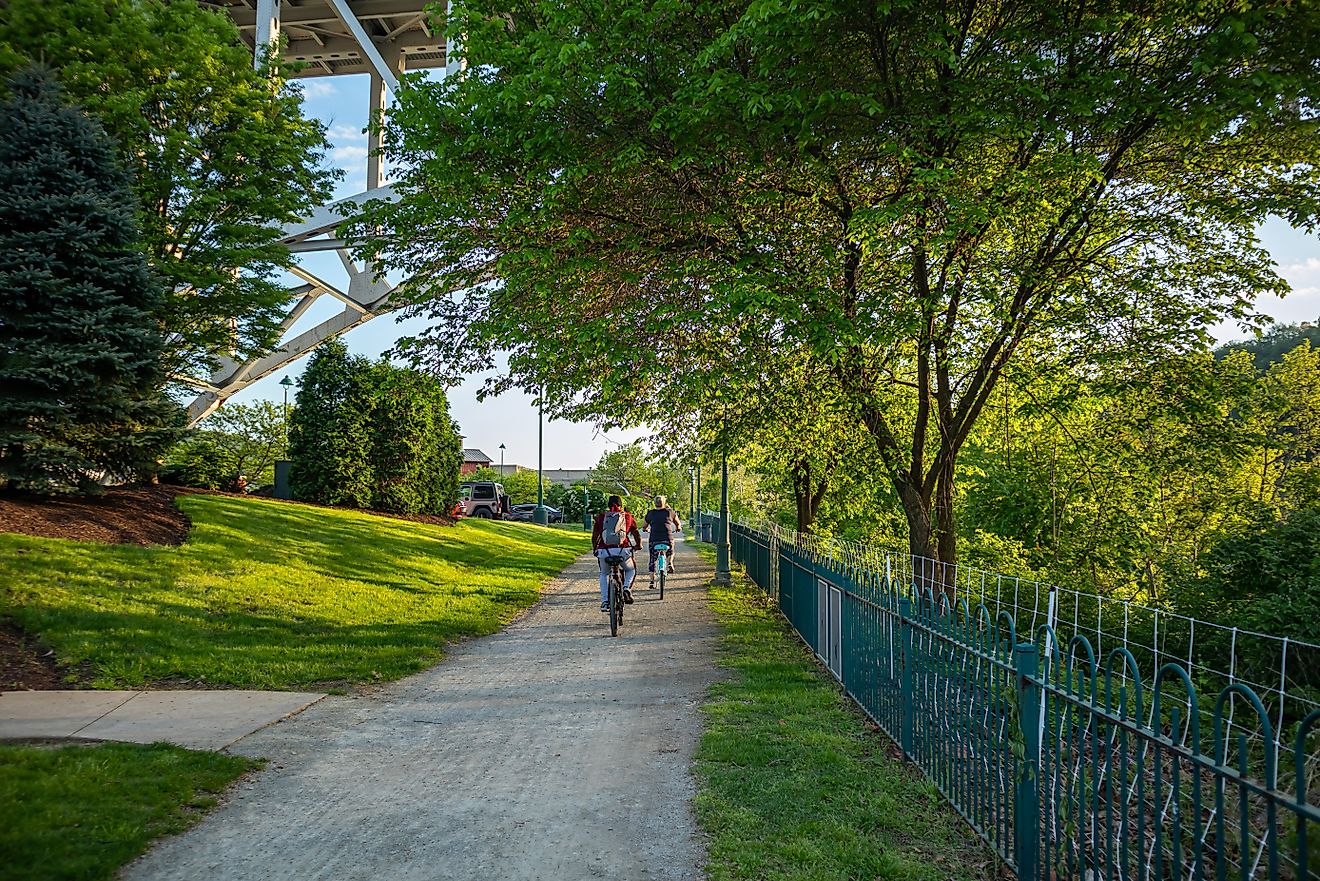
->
[123,536,720,881]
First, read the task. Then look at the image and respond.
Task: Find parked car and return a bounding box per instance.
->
[459,481,510,519]
[508,503,564,523]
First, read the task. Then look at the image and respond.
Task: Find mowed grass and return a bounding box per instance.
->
[0,494,589,689]
[0,742,256,881]
[697,575,995,881]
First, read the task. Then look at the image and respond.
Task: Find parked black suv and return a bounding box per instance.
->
[508,503,564,523]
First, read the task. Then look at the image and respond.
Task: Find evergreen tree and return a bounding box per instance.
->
[0,67,178,494]
[287,340,375,508]
[289,342,463,514]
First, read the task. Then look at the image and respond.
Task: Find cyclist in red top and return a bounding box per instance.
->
[592,495,642,611]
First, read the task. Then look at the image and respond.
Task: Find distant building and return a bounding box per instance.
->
[460,448,493,476]
[542,469,593,487]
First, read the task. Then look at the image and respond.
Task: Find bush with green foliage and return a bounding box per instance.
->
[1173,506,1320,689]
[162,401,289,489]
[288,342,375,507]
[288,342,460,515]
[369,364,461,514]
[0,68,179,494]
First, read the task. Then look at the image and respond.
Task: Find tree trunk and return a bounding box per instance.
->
[932,455,957,604]
[791,458,830,533]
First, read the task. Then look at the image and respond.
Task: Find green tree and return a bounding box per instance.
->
[163,401,289,489]
[1217,320,1320,372]
[290,347,461,514]
[0,68,179,494]
[593,444,684,503]
[357,0,1319,583]
[288,341,374,507]
[0,0,338,378]
[501,469,541,505]
[369,365,461,515]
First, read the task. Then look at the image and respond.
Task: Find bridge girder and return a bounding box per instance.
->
[185,2,459,425]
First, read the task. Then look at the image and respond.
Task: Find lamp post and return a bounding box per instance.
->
[279,375,293,451]
[694,460,701,541]
[275,375,295,500]
[714,444,731,585]
[533,387,549,525]
[691,464,702,533]
[498,442,506,476]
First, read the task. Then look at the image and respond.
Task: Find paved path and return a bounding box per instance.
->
[0,690,324,751]
[124,537,720,881]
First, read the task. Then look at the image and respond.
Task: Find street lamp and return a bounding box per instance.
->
[498,442,506,476]
[714,445,732,585]
[691,467,702,530]
[533,386,549,525]
[279,375,293,451]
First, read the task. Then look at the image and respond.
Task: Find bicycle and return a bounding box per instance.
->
[603,551,632,637]
[651,542,671,600]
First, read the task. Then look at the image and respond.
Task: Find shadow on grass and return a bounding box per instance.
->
[0,495,590,689]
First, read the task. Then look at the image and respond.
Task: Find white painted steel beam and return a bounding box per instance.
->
[326,0,399,90]
[284,31,441,64]
[285,237,349,253]
[185,3,444,426]
[225,0,431,28]
[253,0,280,68]
[280,185,398,243]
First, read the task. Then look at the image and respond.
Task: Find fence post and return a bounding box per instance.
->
[899,596,914,760]
[1014,641,1042,881]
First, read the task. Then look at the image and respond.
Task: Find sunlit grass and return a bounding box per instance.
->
[0,495,589,689]
[696,576,994,881]
[0,742,256,881]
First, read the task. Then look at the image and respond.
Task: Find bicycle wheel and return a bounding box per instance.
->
[658,554,666,600]
[609,575,620,636]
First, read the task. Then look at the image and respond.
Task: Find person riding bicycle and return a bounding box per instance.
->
[592,495,641,612]
[643,495,682,587]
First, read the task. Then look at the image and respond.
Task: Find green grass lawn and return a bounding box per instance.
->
[0,742,256,881]
[0,495,589,689]
[697,576,995,881]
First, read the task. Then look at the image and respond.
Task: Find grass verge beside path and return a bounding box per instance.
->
[0,742,256,881]
[697,575,994,881]
[0,494,588,689]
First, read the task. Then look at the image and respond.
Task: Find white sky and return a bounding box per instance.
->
[223,73,1320,470]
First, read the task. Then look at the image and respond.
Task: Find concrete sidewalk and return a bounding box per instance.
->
[0,689,325,751]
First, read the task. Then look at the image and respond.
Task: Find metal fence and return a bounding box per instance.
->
[727,520,1320,881]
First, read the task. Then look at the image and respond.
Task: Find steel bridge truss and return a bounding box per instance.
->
[186,1,458,424]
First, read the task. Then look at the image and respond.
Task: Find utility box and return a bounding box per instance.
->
[274,460,292,500]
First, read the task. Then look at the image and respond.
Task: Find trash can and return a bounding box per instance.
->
[700,515,713,543]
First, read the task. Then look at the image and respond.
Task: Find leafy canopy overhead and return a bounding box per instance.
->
[0,0,339,379]
[357,0,1320,565]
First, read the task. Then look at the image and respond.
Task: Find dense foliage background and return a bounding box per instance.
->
[0,69,179,493]
[288,341,461,516]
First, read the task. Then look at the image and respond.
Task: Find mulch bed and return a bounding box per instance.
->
[0,484,192,546]
[0,621,83,691]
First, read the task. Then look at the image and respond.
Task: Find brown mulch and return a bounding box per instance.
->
[0,484,192,546]
[0,620,86,690]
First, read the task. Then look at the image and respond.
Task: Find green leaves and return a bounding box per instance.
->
[358,0,1320,567]
[287,341,461,515]
[0,0,339,378]
[0,68,180,494]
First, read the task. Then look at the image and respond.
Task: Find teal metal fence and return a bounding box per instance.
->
[728,521,1320,880]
